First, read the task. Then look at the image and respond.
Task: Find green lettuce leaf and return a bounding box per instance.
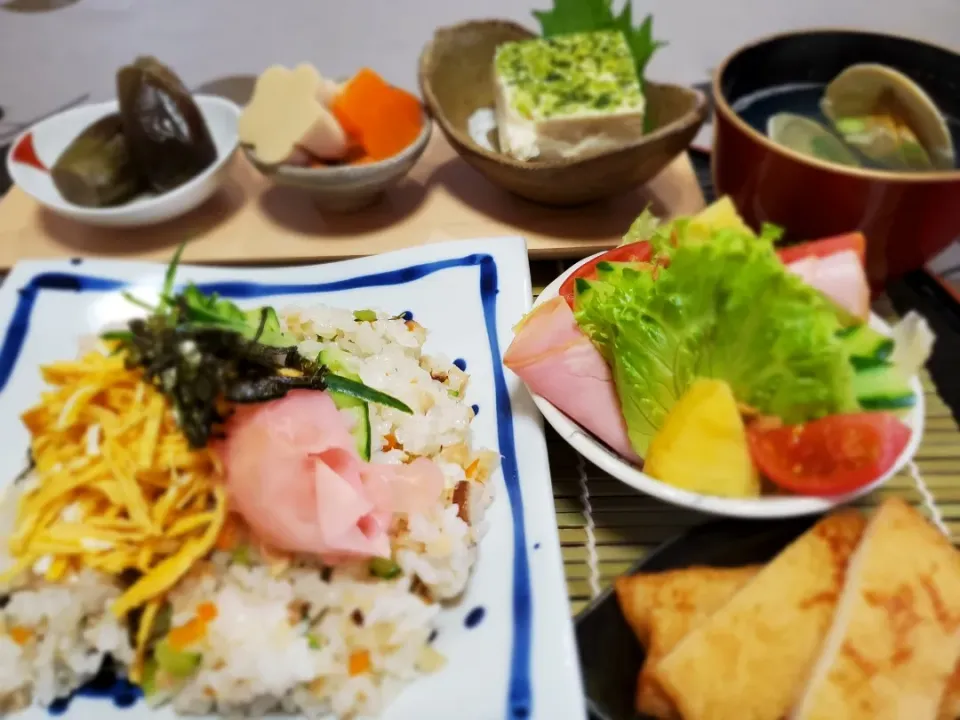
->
[620,206,661,246]
[532,0,665,81]
[575,228,857,455]
[758,222,785,244]
[574,270,655,364]
[621,206,785,254]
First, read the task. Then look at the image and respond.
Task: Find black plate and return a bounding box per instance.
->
[575,515,819,720]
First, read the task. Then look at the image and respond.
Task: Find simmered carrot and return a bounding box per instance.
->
[168,618,207,650]
[348,649,371,676]
[331,68,423,161]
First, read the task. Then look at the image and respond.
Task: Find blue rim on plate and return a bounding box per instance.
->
[0,242,572,719]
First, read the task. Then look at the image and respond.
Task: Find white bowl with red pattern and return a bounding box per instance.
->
[6,95,239,228]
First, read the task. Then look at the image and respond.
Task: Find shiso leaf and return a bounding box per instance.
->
[533,0,617,36]
[109,246,414,447]
[532,0,666,81]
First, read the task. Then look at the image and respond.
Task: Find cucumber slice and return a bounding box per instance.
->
[243,307,283,334]
[852,361,916,410]
[338,403,371,460]
[837,324,894,361]
[319,346,353,373]
[140,657,158,696]
[154,640,201,678]
[369,557,402,579]
[319,348,372,460]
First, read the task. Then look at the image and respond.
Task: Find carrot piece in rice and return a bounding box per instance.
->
[9,626,33,645]
[349,649,371,676]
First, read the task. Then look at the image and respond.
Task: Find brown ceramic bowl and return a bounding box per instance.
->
[419,19,708,206]
[713,29,960,291]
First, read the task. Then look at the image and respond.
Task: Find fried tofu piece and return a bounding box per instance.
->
[790,499,960,720]
[939,663,960,720]
[616,566,760,718]
[652,510,867,720]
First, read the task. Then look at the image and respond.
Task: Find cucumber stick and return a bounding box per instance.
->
[318,348,372,460]
[837,324,916,410]
[851,361,915,410]
[837,324,894,361]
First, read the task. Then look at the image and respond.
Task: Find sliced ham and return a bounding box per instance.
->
[504,296,641,463]
[218,390,443,562]
[787,249,870,322]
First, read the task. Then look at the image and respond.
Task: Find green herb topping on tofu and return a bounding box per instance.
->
[495,31,643,120]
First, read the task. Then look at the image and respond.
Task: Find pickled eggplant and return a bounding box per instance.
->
[50,114,143,207]
[116,56,217,192]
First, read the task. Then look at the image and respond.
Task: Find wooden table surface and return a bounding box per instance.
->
[0,129,705,269]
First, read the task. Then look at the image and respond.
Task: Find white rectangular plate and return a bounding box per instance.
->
[0,238,585,720]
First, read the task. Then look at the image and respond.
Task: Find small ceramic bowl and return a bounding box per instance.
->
[418,19,708,206]
[243,112,432,213]
[6,95,240,228]
[713,29,960,291]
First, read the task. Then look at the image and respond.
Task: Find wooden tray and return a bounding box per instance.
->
[0,127,705,268]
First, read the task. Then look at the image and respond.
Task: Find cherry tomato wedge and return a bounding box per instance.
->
[746,412,911,496]
[776,232,866,267]
[559,241,653,308]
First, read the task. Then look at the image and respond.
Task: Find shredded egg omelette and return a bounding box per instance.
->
[0,349,226,674]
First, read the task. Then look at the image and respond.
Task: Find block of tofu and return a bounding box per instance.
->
[493,31,646,161]
[791,499,960,720]
[616,566,760,719]
[652,510,867,720]
[239,63,347,165]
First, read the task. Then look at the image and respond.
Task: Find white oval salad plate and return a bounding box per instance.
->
[0,238,585,720]
[528,252,925,519]
[6,95,239,229]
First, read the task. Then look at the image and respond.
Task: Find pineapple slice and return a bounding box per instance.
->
[692,196,751,233]
[645,379,760,498]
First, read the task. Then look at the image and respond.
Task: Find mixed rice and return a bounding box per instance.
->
[0,304,498,718]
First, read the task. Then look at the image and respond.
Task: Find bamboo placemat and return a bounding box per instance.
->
[530,261,960,615]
